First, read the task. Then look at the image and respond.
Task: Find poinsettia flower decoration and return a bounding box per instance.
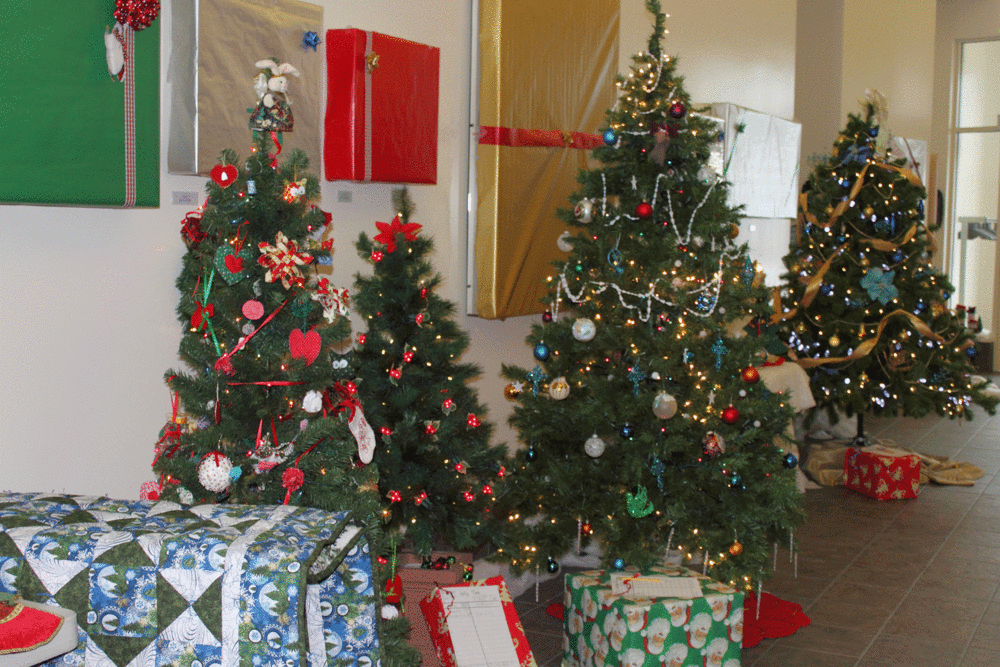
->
[860,267,899,305]
[373,214,422,253]
[312,278,349,323]
[258,231,313,289]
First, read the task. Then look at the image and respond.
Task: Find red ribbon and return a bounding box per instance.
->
[214,300,287,375]
[269,131,283,168]
[478,126,603,150]
[328,381,361,421]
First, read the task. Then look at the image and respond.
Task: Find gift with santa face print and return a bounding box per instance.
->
[564,566,743,667]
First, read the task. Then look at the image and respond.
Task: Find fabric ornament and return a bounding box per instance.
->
[139,480,161,501]
[302,389,323,413]
[289,328,322,366]
[191,302,214,330]
[282,179,308,203]
[178,487,193,504]
[330,381,375,463]
[214,244,254,285]
[373,214,422,253]
[312,278,349,323]
[258,232,313,289]
[181,210,208,250]
[702,432,726,458]
[198,452,233,493]
[210,164,238,188]
[242,299,265,320]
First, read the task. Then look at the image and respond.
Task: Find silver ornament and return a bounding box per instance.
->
[584,434,606,458]
[653,392,678,419]
[572,317,597,342]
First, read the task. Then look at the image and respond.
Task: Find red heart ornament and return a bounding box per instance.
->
[224,254,245,273]
[289,328,321,366]
[211,164,238,187]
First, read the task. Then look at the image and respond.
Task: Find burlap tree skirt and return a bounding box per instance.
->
[803,440,984,487]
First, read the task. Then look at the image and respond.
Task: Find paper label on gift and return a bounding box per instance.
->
[610,573,703,599]
[441,585,520,667]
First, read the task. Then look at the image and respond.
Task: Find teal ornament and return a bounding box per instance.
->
[602,129,617,145]
[860,267,899,305]
[729,473,743,489]
[627,364,646,396]
[612,557,626,571]
[620,422,635,439]
[546,557,560,574]
[230,466,242,481]
[289,291,315,318]
[524,446,538,462]
[526,365,548,394]
[608,248,623,275]
[625,486,655,518]
[783,453,799,468]
[712,338,728,369]
[214,244,255,285]
[533,342,551,362]
[742,256,755,286]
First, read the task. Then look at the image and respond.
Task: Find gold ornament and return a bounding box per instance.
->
[728,223,740,239]
[829,335,841,347]
[729,541,744,556]
[504,383,521,400]
[863,206,874,218]
[860,256,871,267]
[549,377,570,401]
[825,205,835,216]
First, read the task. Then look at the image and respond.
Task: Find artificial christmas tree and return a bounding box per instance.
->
[777,91,998,443]
[352,189,508,556]
[489,0,803,589]
[148,59,419,667]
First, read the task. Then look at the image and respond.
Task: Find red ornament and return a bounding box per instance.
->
[420,287,429,298]
[581,522,594,536]
[482,484,493,495]
[114,0,160,31]
[403,351,415,363]
[377,555,388,565]
[454,462,466,473]
[498,466,506,478]
[389,368,402,380]
[343,381,358,395]
[139,480,161,501]
[380,426,392,436]
[741,366,761,384]
[210,164,238,188]
[463,491,475,502]
[467,414,481,428]
[387,490,402,503]
[425,422,438,435]
[443,399,455,411]
[415,313,425,326]
[384,574,403,604]
[371,250,384,262]
[669,100,687,119]
[721,406,740,424]
[357,333,367,345]
[678,244,688,253]
[636,202,653,219]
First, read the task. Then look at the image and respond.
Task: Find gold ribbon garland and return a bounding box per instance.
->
[795,309,945,369]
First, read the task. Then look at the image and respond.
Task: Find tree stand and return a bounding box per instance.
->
[852,413,873,448]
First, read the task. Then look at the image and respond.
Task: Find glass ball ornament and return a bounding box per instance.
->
[546,557,560,574]
[581,521,594,536]
[783,452,799,468]
[504,383,521,400]
[548,376,570,400]
[602,129,617,145]
[702,431,726,458]
[574,198,594,223]
[728,223,740,239]
[524,446,538,462]
[542,311,553,323]
[721,406,740,424]
[669,100,686,118]
[741,366,760,384]
[729,473,744,489]
[652,392,678,419]
[612,557,626,571]
[533,342,551,361]
[557,231,574,252]
[572,317,597,342]
[584,434,606,458]
[620,422,635,439]
[635,201,653,219]
[829,334,841,347]
[729,541,744,556]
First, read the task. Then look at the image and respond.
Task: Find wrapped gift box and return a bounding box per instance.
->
[397,551,473,667]
[564,566,742,667]
[419,576,536,667]
[325,29,439,183]
[844,445,921,500]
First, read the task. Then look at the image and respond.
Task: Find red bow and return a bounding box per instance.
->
[328,381,361,421]
[191,302,214,330]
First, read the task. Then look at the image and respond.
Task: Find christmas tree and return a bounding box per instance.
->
[352,189,509,557]
[149,59,418,667]
[777,91,998,442]
[489,0,803,588]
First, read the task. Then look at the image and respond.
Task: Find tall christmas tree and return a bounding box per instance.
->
[489,0,803,588]
[149,59,418,667]
[777,91,998,442]
[352,189,509,557]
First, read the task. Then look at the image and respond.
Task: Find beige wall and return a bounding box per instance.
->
[0,0,952,498]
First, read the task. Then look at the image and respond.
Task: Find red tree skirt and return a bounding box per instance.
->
[742,591,811,648]
[0,600,65,655]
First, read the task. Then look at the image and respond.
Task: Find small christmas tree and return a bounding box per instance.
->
[149,58,418,667]
[777,91,998,442]
[489,0,803,588]
[352,189,508,557]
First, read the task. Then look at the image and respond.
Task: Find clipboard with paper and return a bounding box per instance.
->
[419,576,537,667]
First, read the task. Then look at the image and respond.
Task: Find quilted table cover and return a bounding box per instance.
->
[0,492,379,667]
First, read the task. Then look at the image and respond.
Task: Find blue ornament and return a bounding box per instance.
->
[869,126,879,137]
[967,346,978,359]
[620,422,635,439]
[525,446,538,462]
[612,557,626,571]
[317,255,333,266]
[302,31,322,51]
[915,300,927,314]
[533,342,551,361]
[783,453,799,469]
[546,557,560,574]
[860,267,899,305]
[892,249,905,264]
[918,200,925,215]
[819,283,835,297]
[603,129,617,145]
[729,474,744,489]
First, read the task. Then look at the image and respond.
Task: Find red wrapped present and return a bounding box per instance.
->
[419,576,537,667]
[844,445,921,500]
[325,29,439,184]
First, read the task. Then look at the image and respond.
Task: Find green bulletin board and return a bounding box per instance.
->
[0,1,159,207]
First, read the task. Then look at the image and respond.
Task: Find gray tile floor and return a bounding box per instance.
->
[513,402,1000,667]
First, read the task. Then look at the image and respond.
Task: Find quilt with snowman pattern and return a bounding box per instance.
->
[563,566,742,667]
[0,492,379,667]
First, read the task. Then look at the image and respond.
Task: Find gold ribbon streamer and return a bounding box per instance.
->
[771,242,851,324]
[794,309,944,369]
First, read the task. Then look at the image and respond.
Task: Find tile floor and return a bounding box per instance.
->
[513,402,1000,667]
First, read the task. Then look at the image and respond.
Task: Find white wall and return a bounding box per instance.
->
[0,0,801,499]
